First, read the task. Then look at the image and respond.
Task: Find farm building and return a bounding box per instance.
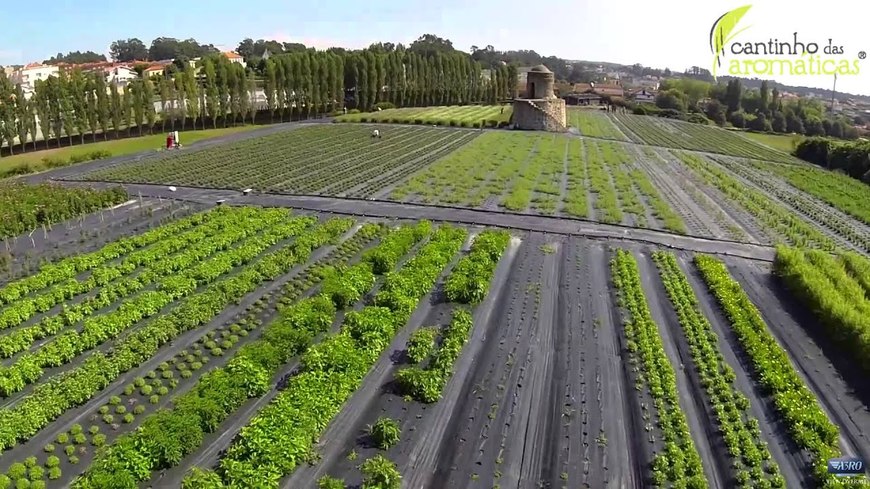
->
[511,64,567,132]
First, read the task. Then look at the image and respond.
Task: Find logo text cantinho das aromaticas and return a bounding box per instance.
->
[709,5,865,81]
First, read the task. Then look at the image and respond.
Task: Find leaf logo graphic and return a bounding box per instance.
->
[710,5,752,79]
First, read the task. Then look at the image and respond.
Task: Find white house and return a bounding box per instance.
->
[104,65,137,90]
[222,52,247,68]
[10,63,59,96]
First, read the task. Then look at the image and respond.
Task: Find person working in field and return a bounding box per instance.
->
[371,129,381,139]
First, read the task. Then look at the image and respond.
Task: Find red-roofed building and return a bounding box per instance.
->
[222,51,247,68]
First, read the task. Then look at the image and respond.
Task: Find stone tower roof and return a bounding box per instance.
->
[529,64,551,73]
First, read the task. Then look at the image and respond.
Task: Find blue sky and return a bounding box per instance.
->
[1,0,868,95]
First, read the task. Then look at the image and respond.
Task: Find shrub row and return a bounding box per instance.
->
[772,247,870,376]
[444,230,510,304]
[0,218,354,453]
[394,308,473,403]
[695,254,846,487]
[208,225,465,487]
[0,206,225,305]
[74,222,415,488]
[0,215,314,396]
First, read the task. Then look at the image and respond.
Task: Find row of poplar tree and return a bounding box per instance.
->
[0,49,518,154]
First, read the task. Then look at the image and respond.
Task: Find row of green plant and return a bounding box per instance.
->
[757,159,870,226]
[0,214,314,396]
[652,251,782,487]
[585,140,622,224]
[562,138,589,218]
[0,207,280,353]
[773,247,870,376]
[72,222,385,487]
[0,184,128,240]
[599,142,648,227]
[568,109,630,141]
[78,125,463,197]
[198,225,465,487]
[719,157,869,253]
[610,249,707,487]
[389,131,537,208]
[839,251,870,296]
[394,307,473,403]
[444,230,511,304]
[0,217,354,452]
[0,205,224,306]
[336,104,511,128]
[361,220,431,274]
[693,254,850,487]
[673,151,837,251]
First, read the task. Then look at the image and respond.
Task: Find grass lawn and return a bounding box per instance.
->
[0,125,265,175]
[741,131,803,153]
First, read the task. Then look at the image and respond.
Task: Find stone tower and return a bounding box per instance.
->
[511,64,567,132]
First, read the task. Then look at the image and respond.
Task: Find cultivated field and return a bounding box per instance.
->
[336,105,513,127]
[0,111,867,488]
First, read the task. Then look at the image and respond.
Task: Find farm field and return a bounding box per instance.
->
[567,108,631,141]
[740,131,803,153]
[610,113,799,163]
[335,105,512,127]
[56,122,870,256]
[0,193,865,489]
[0,125,266,177]
[2,116,868,487]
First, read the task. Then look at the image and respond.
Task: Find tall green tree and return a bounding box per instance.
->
[183,64,199,130]
[33,80,52,149]
[301,53,313,117]
[246,69,258,124]
[309,53,322,115]
[131,80,145,136]
[0,73,16,154]
[203,59,220,128]
[172,73,185,131]
[122,83,134,137]
[158,76,170,132]
[85,76,99,142]
[68,69,89,144]
[110,85,122,137]
[274,59,286,121]
[14,85,33,151]
[55,72,75,146]
[215,60,230,127]
[93,73,111,140]
[236,65,250,125]
[263,58,277,122]
[143,78,157,133]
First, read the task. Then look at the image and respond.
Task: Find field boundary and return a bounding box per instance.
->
[51,181,776,262]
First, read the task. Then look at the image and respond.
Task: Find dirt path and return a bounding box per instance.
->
[50,183,775,262]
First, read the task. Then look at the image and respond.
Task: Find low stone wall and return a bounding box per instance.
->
[512,98,567,132]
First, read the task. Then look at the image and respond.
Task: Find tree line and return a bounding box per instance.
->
[651,78,859,139]
[0,48,514,156]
